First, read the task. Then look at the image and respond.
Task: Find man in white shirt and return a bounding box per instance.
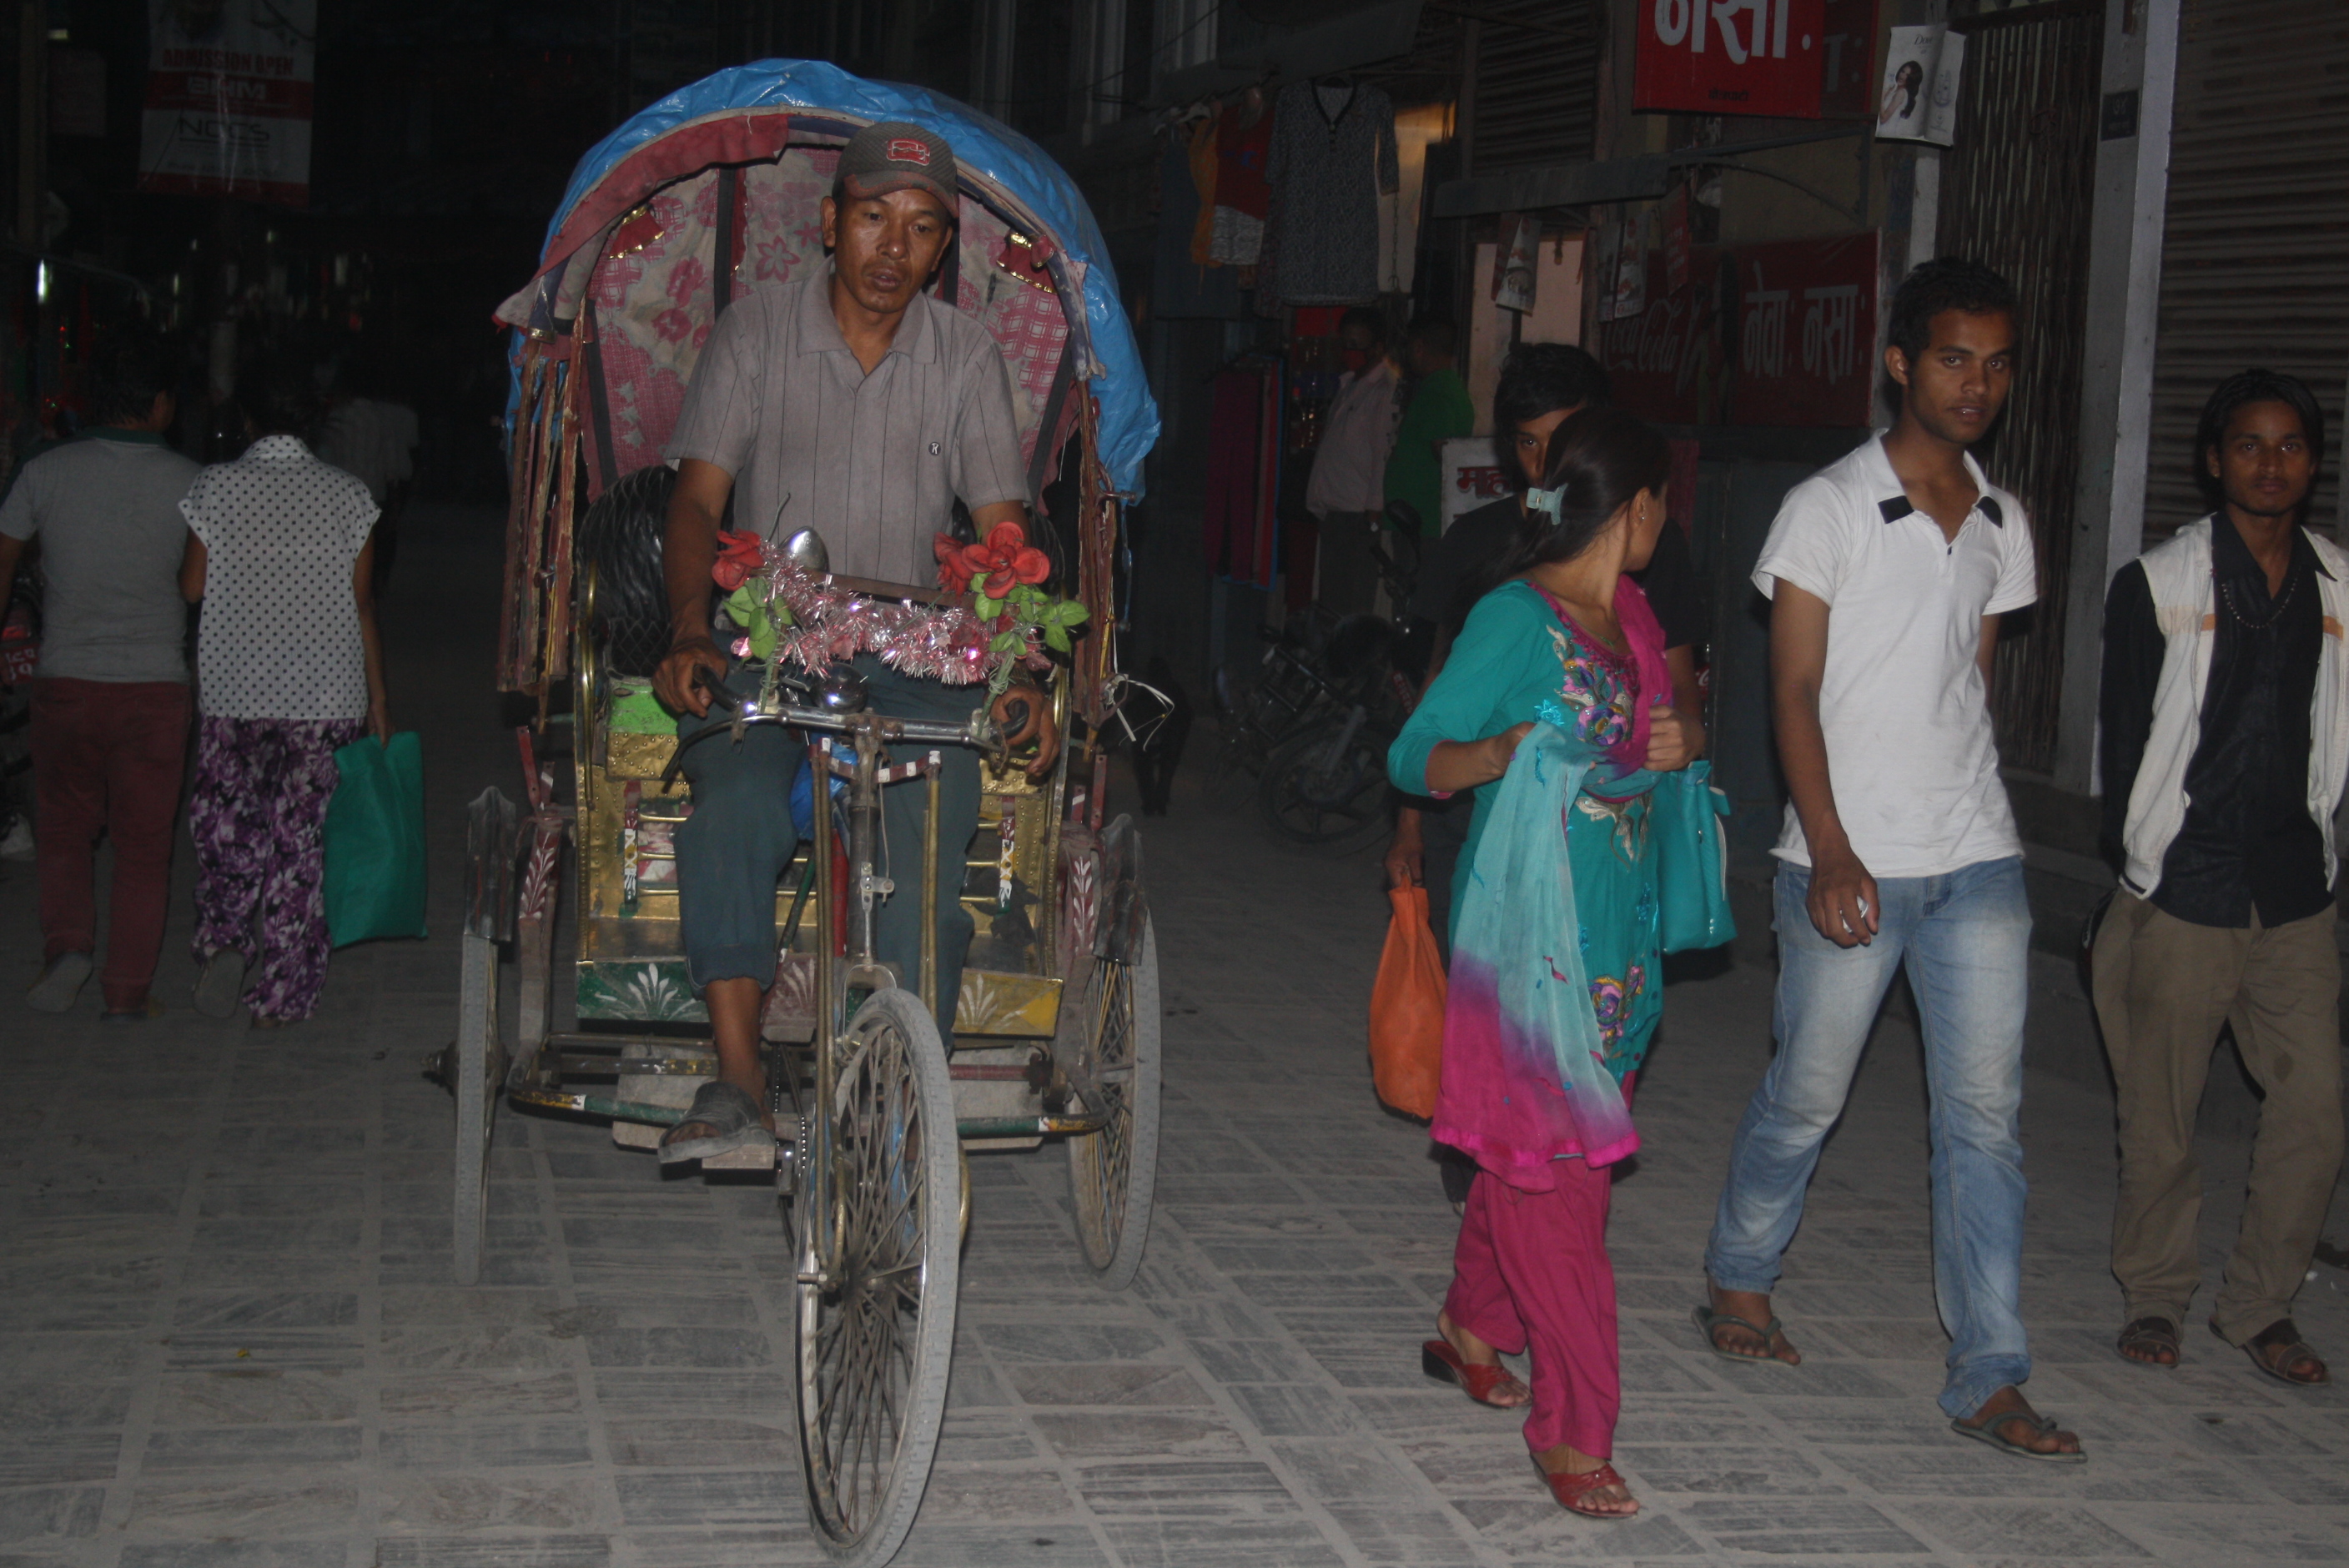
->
[1694,259,2084,1461]
[1304,307,1399,616]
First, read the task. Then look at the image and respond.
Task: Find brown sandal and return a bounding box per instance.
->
[2231,1318,2330,1387]
[2115,1315,2180,1368]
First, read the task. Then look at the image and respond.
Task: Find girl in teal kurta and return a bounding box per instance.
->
[1386,409,1700,1521]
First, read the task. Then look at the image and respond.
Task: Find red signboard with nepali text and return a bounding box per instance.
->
[1727,234,1878,428]
[1636,0,1828,118]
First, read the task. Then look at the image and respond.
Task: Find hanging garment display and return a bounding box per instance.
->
[1202,364,1282,587]
[1186,113,1220,265]
[1153,132,1245,320]
[1210,93,1274,268]
[1261,78,1398,307]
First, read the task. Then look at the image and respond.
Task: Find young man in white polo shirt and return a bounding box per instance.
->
[1694,259,2085,1461]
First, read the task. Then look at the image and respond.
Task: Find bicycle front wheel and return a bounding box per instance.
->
[794,988,961,1566]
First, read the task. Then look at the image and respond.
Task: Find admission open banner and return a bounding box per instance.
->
[138,0,316,206]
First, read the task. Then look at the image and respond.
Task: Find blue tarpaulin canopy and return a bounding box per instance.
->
[511,58,1158,499]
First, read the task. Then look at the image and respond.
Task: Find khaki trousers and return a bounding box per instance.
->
[2092,892,2346,1343]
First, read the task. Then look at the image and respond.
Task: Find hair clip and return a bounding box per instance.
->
[1527,486,1564,519]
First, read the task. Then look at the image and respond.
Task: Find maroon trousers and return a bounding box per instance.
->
[29,677,191,1010]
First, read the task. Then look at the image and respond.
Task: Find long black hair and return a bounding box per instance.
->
[1443,409,1669,635]
[1493,407,1671,582]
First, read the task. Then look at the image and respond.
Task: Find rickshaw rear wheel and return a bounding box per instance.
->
[793,988,960,1567]
[1066,917,1162,1290]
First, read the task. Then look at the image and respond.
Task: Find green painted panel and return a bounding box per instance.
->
[608,680,674,735]
[577,959,707,1022]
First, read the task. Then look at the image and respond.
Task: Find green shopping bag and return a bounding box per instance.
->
[323,731,429,947]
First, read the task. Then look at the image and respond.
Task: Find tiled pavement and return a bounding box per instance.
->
[3,504,2346,1567]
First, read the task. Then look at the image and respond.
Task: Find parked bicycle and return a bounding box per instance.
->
[1250,523,1429,849]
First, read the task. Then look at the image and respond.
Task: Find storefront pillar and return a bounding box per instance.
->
[2053,0,2180,795]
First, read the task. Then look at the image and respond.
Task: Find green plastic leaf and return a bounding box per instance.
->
[746,602,777,660]
[967,570,991,598]
[974,593,1004,621]
[990,631,1024,653]
[1044,624,1071,654]
[722,584,762,622]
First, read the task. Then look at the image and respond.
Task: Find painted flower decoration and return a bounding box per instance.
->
[711,530,767,592]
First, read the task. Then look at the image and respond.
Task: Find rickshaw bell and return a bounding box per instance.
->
[651,120,1057,1162]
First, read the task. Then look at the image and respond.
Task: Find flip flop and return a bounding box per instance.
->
[2115,1315,2180,1368]
[1950,1409,2086,1464]
[658,1080,777,1165]
[1691,1304,1796,1367]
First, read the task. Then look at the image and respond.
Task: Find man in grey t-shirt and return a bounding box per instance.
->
[648,121,1055,1163]
[0,343,200,1018]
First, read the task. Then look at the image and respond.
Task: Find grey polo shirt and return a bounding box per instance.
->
[0,429,200,683]
[664,271,1029,585]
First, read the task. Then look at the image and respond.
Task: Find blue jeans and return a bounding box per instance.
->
[1703,855,2033,1420]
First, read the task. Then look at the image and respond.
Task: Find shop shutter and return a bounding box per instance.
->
[1466,0,1599,172]
[2143,0,2349,541]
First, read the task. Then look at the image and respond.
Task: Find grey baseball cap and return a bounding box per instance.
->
[836,121,959,213]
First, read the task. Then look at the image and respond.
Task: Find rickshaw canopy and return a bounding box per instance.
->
[500,58,1157,501]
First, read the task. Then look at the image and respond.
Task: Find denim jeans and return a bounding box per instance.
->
[1703,855,2033,1420]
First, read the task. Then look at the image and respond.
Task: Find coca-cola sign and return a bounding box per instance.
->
[1635,0,1828,118]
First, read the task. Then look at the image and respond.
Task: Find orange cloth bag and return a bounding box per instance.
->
[1369,884,1447,1118]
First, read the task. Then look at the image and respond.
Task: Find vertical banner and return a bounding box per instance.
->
[1636,0,1828,118]
[138,0,317,206]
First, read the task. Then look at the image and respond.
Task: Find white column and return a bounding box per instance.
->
[2052,0,2181,793]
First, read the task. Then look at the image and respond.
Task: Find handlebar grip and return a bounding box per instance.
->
[998,696,1034,736]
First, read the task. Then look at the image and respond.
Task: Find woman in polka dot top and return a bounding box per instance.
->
[179,388,392,1026]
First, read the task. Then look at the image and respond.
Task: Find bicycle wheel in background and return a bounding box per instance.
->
[1258,716,1395,851]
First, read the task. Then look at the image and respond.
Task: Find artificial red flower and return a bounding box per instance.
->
[712,530,766,591]
[934,532,973,593]
[954,520,1051,592]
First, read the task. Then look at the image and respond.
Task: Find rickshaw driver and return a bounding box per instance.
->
[650,121,1059,1163]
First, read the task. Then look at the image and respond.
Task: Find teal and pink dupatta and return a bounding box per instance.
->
[1428,583,1668,1189]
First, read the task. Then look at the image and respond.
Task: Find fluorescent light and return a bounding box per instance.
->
[34,263,48,304]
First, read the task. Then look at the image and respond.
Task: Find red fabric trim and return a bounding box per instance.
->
[543,113,793,269]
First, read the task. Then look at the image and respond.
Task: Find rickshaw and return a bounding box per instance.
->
[438,61,1162,1568]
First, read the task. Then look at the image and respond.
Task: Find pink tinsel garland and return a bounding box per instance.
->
[732,548,1047,689]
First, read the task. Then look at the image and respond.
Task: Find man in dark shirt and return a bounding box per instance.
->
[2094,369,2345,1385]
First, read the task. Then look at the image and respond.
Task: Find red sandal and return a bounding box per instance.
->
[1545,1462,1638,1519]
[1420,1339,1529,1408]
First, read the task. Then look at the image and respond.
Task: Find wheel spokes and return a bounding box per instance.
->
[801,1008,933,1544]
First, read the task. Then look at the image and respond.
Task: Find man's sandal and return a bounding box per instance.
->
[1691,1304,1797,1367]
[2227,1318,2330,1387]
[1421,1339,1529,1408]
[2115,1316,2180,1368]
[658,1081,777,1166]
[1544,1463,1638,1520]
[1950,1409,2086,1464]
